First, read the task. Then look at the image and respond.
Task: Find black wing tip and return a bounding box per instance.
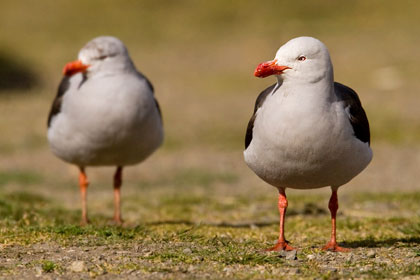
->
[334,82,362,105]
[47,76,71,127]
[334,82,370,145]
[154,97,162,123]
[146,78,154,93]
[245,83,277,149]
[245,114,255,149]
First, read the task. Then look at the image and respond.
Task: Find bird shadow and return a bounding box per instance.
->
[144,220,420,250]
[143,203,327,228]
[341,237,420,248]
[144,220,278,228]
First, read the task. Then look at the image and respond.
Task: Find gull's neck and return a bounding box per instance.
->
[276,75,336,103]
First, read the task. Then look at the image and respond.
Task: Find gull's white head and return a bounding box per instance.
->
[254,36,333,84]
[62,36,134,77]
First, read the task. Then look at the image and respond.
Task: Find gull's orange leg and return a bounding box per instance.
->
[266,188,295,251]
[79,167,90,225]
[113,166,124,225]
[322,188,349,252]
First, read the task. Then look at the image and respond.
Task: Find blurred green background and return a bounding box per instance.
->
[1,0,419,194]
[0,0,420,277]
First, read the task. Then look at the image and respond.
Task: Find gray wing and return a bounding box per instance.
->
[334,82,370,145]
[245,83,276,149]
[154,97,162,123]
[140,73,162,123]
[47,76,71,127]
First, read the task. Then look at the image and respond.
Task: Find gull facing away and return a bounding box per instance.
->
[244,36,372,252]
[47,36,163,225]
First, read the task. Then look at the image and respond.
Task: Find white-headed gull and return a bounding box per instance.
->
[47,36,163,225]
[244,36,372,251]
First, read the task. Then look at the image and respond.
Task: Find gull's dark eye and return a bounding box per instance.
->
[98,55,108,60]
[297,55,306,61]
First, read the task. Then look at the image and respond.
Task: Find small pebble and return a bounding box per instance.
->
[187,265,195,272]
[35,266,42,277]
[367,250,376,258]
[193,256,204,262]
[69,260,85,272]
[327,267,338,272]
[143,251,152,257]
[223,267,233,275]
[183,248,192,254]
[284,250,297,260]
[307,254,316,260]
[406,251,418,258]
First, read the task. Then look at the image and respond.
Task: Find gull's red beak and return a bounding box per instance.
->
[62,60,90,76]
[254,59,290,78]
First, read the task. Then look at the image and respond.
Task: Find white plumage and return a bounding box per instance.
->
[47,36,163,224]
[48,70,162,166]
[244,70,372,189]
[244,36,372,251]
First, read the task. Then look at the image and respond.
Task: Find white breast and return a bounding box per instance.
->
[244,85,372,189]
[47,73,163,166]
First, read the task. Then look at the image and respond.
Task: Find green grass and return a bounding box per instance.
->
[41,261,56,273]
[0,184,419,278]
[0,171,43,187]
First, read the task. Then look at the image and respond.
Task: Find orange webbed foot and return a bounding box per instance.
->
[265,241,296,251]
[322,241,349,252]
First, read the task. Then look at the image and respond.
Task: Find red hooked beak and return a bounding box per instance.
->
[62,60,90,76]
[254,59,290,78]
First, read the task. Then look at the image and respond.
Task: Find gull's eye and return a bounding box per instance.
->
[98,53,117,60]
[297,55,306,61]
